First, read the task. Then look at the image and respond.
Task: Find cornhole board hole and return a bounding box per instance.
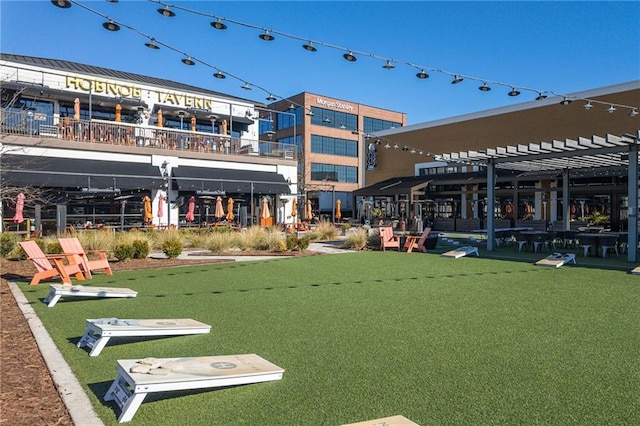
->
[44,284,137,308]
[78,318,212,356]
[441,246,479,258]
[343,415,420,426]
[105,354,284,423]
[535,253,576,268]
[631,266,640,275]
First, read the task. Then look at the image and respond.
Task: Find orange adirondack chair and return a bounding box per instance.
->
[403,227,432,253]
[19,241,85,286]
[379,226,401,251]
[58,237,113,279]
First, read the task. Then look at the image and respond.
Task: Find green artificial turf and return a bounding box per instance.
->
[18,252,640,425]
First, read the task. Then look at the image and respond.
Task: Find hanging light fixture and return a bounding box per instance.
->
[508,87,520,97]
[339,124,346,129]
[210,18,227,30]
[343,51,357,62]
[266,94,277,101]
[351,129,360,135]
[451,75,464,84]
[416,69,429,79]
[559,97,572,105]
[478,82,491,92]
[630,109,639,117]
[102,20,120,31]
[607,105,616,113]
[144,38,160,49]
[51,0,72,7]
[535,92,548,100]
[306,109,314,116]
[106,0,118,2]
[302,41,317,52]
[393,143,399,149]
[213,71,225,79]
[323,117,331,124]
[384,142,391,149]
[382,60,395,70]
[157,5,175,17]
[288,103,296,111]
[181,56,195,66]
[241,82,251,90]
[583,101,593,110]
[259,30,274,41]
[410,148,416,154]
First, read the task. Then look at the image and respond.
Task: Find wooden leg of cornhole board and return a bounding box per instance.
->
[104,373,148,423]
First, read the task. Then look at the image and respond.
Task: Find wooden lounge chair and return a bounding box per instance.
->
[403,227,432,253]
[19,240,85,286]
[379,226,401,251]
[58,237,113,279]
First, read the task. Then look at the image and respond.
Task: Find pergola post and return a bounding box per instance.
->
[486,158,496,251]
[562,169,570,231]
[628,135,638,263]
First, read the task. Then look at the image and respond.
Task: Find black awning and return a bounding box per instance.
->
[353,176,432,197]
[153,105,254,125]
[1,155,163,190]
[173,166,290,195]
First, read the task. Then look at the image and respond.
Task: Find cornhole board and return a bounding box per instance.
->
[631,266,640,275]
[78,318,212,356]
[44,284,137,308]
[104,354,284,423]
[343,415,420,426]
[441,246,479,258]
[535,253,576,268]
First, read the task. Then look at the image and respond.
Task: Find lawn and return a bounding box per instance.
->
[18,251,640,425]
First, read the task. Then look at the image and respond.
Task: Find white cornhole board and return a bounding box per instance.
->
[44,284,137,308]
[104,354,284,423]
[343,415,420,426]
[78,318,212,356]
[535,253,576,268]
[631,266,640,275]
[441,246,479,258]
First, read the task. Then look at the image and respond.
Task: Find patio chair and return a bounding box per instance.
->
[577,235,597,257]
[379,226,401,251]
[19,241,85,286]
[403,227,433,253]
[598,235,619,258]
[514,232,529,252]
[58,237,113,279]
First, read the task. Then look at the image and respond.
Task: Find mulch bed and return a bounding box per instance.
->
[0,252,311,425]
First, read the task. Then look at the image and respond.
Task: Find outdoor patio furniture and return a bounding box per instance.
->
[44,284,137,308]
[19,240,85,286]
[577,235,597,257]
[598,235,619,258]
[58,237,113,279]
[403,227,432,253]
[379,226,401,251]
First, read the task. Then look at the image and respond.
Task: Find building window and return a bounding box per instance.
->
[276,107,302,130]
[310,106,357,130]
[363,116,402,133]
[311,163,358,183]
[310,135,358,157]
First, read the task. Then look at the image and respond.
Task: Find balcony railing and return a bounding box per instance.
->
[0,108,297,161]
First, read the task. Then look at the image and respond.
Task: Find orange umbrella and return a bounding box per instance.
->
[142,196,153,223]
[191,116,196,132]
[157,193,164,218]
[221,119,228,135]
[226,198,235,221]
[73,98,80,121]
[185,196,196,222]
[291,198,297,218]
[115,104,122,122]
[335,199,342,220]
[215,196,225,220]
[12,192,25,224]
[157,109,163,127]
[305,199,313,220]
[261,197,270,219]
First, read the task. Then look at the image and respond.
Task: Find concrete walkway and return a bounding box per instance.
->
[8,241,355,425]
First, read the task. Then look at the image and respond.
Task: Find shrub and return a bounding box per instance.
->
[46,242,63,254]
[113,244,135,261]
[162,238,183,259]
[285,233,298,250]
[367,229,382,250]
[298,235,310,250]
[207,232,235,253]
[0,233,18,257]
[314,220,340,241]
[132,239,150,259]
[343,228,368,250]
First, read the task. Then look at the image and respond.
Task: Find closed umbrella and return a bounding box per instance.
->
[226,198,235,221]
[157,193,164,218]
[115,104,122,122]
[261,197,270,219]
[191,116,196,132]
[142,196,153,223]
[157,109,163,127]
[185,196,196,222]
[12,192,25,224]
[291,198,297,217]
[336,199,342,220]
[73,98,80,121]
[221,119,228,135]
[215,196,225,220]
[305,199,313,220]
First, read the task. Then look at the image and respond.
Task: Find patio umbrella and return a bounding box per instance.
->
[185,196,196,222]
[157,193,164,218]
[157,109,163,127]
[215,196,225,220]
[291,198,297,217]
[73,98,80,121]
[191,116,196,132]
[115,104,122,122]
[142,196,153,223]
[261,197,270,219]
[335,199,342,220]
[226,198,235,221]
[221,119,228,135]
[12,192,25,224]
[305,199,313,220]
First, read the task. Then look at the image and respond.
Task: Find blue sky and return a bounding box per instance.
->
[1,1,638,124]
